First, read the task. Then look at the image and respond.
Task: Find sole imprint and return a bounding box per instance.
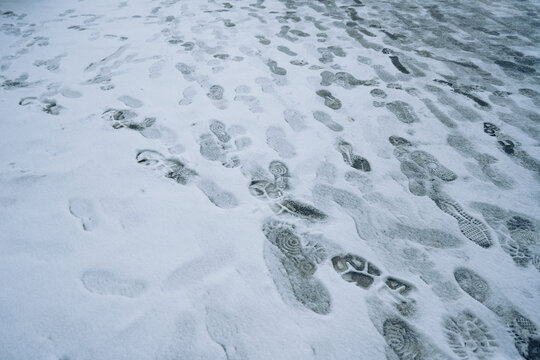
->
[262,220,331,315]
[266,126,296,159]
[81,270,146,298]
[337,141,371,171]
[312,111,343,132]
[316,89,342,110]
[454,267,540,359]
[410,150,457,182]
[386,101,419,124]
[444,310,497,360]
[433,197,493,248]
[118,95,143,108]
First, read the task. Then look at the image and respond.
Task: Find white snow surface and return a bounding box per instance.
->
[1,0,539,359]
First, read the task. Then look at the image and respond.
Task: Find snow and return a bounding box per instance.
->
[1,0,539,359]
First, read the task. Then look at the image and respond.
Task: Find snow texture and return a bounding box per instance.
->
[0,0,539,359]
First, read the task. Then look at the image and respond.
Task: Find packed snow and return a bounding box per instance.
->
[1,0,539,359]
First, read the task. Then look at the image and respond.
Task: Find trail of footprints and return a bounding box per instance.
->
[5,1,540,358]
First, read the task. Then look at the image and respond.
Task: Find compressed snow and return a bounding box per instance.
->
[1,0,539,359]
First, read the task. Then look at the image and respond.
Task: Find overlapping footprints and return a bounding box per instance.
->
[136,149,238,209]
[383,317,429,360]
[483,122,540,177]
[332,253,417,317]
[102,108,157,137]
[249,160,327,221]
[443,310,498,360]
[390,136,456,196]
[473,202,540,271]
[262,220,331,315]
[198,119,242,168]
[454,267,540,359]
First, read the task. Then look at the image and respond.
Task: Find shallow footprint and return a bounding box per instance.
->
[386,101,419,124]
[196,179,239,209]
[136,150,197,185]
[179,86,197,106]
[383,317,428,359]
[454,267,540,359]
[118,95,143,108]
[81,269,146,298]
[283,108,306,132]
[266,126,296,159]
[69,198,98,231]
[444,310,498,360]
[312,111,343,132]
[410,150,457,182]
[209,119,231,143]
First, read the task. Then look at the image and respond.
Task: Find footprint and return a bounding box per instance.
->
[255,35,271,45]
[332,253,416,316]
[103,108,156,134]
[60,88,82,98]
[255,77,274,93]
[136,150,237,208]
[81,270,146,298]
[206,84,227,109]
[207,85,224,101]
[432,197,493,248]
[312,111,343,132]
[336,141,371,171]
[270,198,328,221]
[249,180,284,200]
[316,89,342,110]
[473,202,540,271]
[148,60,164,78]
[118,95,143,108]
[283,108,306,132]
[268,160,289,190]
[410,150,457,182]
[266,59,287,75]
[234,94,263,113]
[69,198,98,231]
[383,317,427,359]
[454,267,540,359]
[197,179,239,209]
[178,86,197,106]
[332,254,382,289]
[205,308,240,360]
[385,101,419,123]
[136,150,197,185]
[209,119,231,143]
[444,310,498,360]
[277,45,297,56]
[266,126,296,158]
[262,220,331,315]
[199,122,240,168]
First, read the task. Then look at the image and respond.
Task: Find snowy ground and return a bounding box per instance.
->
[1,0,539,359]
